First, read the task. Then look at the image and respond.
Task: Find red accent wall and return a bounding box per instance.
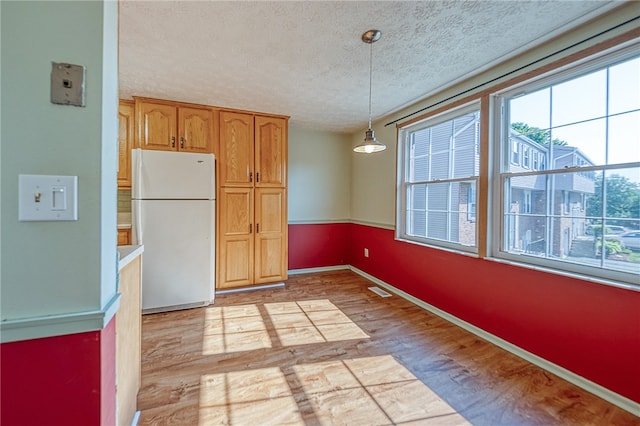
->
[289,222,640,403]
[288,223,350,270]
[1,318,117,426]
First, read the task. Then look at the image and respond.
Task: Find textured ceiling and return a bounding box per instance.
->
[119,1,619,133]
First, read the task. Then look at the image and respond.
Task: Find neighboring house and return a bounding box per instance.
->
[407,119,596,256]
[507,131,595,258]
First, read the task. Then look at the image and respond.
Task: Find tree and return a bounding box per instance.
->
[586,173,640,223]
[511,122,567,146]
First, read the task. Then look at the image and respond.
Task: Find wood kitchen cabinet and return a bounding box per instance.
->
[219,111,287,187]
[254,187,287,283]
[217,111,288,289]
[118,100,134,188]
[116,253,142,426]
[118,229,131,246]
[218,187,287,288]
[255,115,287,187]
[135,98,214,153]
[218,187,253,287]
[219,111,253,186]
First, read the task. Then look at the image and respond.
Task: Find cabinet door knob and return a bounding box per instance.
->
[249,172,253,182]
[180,137,185,148]
[171,136,176,148]
[256,223,260,233]
[249,223,253,233]
[256,172,260,183]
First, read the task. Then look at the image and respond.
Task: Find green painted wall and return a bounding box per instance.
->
[288,127,352,223]
[1,1,118,333]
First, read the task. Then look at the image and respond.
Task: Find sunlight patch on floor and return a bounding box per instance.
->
[266,299,370,345]
[202,305,271,355]
[199,367,304,425]
[197,355,470,425]
[203,299,369,355]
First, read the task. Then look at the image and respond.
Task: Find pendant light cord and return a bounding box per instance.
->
[368,40,373,129]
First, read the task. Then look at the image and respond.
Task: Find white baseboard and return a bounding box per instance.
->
[288,265,350,275]
[215,282,285,295]
[349,265,640,416]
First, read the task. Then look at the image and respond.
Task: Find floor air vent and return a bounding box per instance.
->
[368,286,392,297]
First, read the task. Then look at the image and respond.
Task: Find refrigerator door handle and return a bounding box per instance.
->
[136,207,142,243]
[133,148,143,200]
[132,200,143,244]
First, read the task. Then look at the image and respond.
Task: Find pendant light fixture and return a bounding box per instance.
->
[354,29,386,154]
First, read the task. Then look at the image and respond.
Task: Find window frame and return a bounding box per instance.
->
[393,37,639,289]
[490,42,640,285]
[396,101,481,254]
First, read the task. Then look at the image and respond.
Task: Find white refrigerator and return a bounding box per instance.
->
[131,149,215,313]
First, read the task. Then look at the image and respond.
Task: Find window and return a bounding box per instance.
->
[523,190,532,214]
[468,186,477,222]
[397,103,480,252]
[511,140,520,164]
[523,147,530,168]
[494,44,640,283]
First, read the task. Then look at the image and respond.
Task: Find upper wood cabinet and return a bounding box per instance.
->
[136,101,175,150]
[135,98,213,153]
[255,115,287,188]
[219,111,287,187]
[179,107,214,152]
[219,111,254,186]
[118,100,134,188]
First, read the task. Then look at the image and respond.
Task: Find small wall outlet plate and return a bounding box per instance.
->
[51,62,86,107]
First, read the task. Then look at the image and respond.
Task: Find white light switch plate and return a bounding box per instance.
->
[19,175,78,221]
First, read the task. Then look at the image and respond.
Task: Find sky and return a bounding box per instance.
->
[509,54,639,184]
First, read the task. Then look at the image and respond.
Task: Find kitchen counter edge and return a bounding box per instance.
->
[118,245,144,271]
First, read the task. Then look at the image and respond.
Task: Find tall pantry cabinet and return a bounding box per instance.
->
[218,111,288,289]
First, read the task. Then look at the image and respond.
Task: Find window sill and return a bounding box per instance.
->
[395,236,479,258]
[484,256,640,293]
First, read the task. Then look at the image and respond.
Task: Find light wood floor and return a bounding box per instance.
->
[137,270,639,425]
